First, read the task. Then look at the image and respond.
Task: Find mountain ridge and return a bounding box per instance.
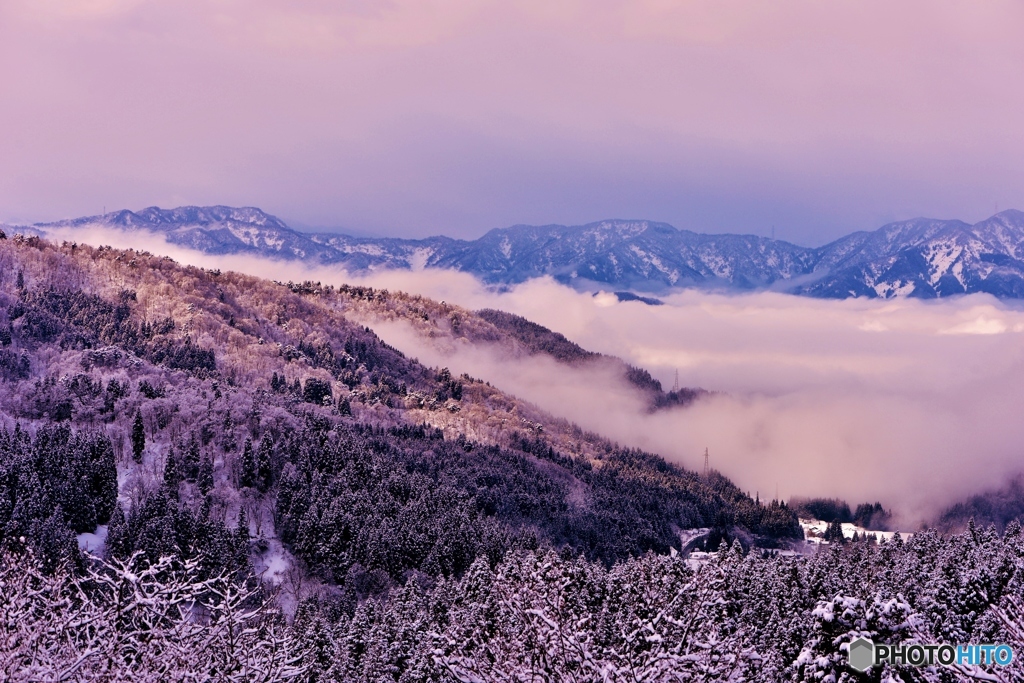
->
[3,230,1024,682]
[12,205,1024,299]
[0,231,800,578]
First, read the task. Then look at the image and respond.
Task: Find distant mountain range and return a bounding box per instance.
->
[11,205,1024,299]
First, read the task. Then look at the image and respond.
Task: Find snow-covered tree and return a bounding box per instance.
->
[0,550,307,682]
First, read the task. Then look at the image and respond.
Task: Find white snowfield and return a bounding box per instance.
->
[76,524,108,554]
[799,517,910,544]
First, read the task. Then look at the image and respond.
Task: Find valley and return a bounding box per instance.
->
[2,231,1023,681]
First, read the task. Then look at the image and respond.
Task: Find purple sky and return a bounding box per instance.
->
[2,1,1023,244]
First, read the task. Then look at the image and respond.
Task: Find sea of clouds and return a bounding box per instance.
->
[44,225,1024,525]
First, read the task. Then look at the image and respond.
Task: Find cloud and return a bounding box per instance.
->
[396,281,1024,526]
[41,225,1024,525]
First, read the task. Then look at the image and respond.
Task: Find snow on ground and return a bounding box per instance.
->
[678,527,711,551]
[685,550,718,568]
[409,247,434,271]
[925,243,962,285]
[77,524,108,554]
[254,536,294,586]
[800,518,910,544]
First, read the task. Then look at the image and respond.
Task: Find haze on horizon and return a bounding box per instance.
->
[2,1,1024,245]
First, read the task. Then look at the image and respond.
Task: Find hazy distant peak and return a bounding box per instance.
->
[43,205,288,232]
[33,204,1024,300]
[131,205,289,229]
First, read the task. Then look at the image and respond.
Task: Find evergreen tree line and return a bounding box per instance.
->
[103,429,253,582]
[478,308,705,409]
[3,513,1023,681]
[0,348,30,381]
[2,406,804,594]
[104,486,252,583]
[0,425,117,571]
[793,497,894,531]
[274,417,802,588]
[8,287,215,373]
[289,522,1024,682]
[476,308,600,364]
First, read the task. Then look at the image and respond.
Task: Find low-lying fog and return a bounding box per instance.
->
[47,226,1024,525]
[361,274,1024,526]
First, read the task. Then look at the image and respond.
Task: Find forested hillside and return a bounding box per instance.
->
[0,233,797,571]
[1,232,1022,682]
[935,476,1024,534]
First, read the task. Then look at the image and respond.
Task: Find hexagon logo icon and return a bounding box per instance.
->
[848,637,875,672]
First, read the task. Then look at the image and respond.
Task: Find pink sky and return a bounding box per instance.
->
[2,1,1023,242]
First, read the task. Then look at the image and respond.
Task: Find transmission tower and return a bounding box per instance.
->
[703,447,709,478]
[672,369,679,393]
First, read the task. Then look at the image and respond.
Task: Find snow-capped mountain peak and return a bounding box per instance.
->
[21,206,1024,299]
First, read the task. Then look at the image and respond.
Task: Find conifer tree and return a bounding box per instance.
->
[237,508,250,545]
[221,413,235,452]
[256,434,274,492]
[29,507,79,574]
[184,435,201,480]
[163,448,181,499]
[131,410,146,463]
[240,438,256,489]
[197,455,214,495]
[823,519,845,544]
[105,503,132,561]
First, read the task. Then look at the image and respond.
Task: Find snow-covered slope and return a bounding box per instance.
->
[30,206,1024,299]
[44,205,342,261]
[805,211,1024,298]
[428,220,817,289]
